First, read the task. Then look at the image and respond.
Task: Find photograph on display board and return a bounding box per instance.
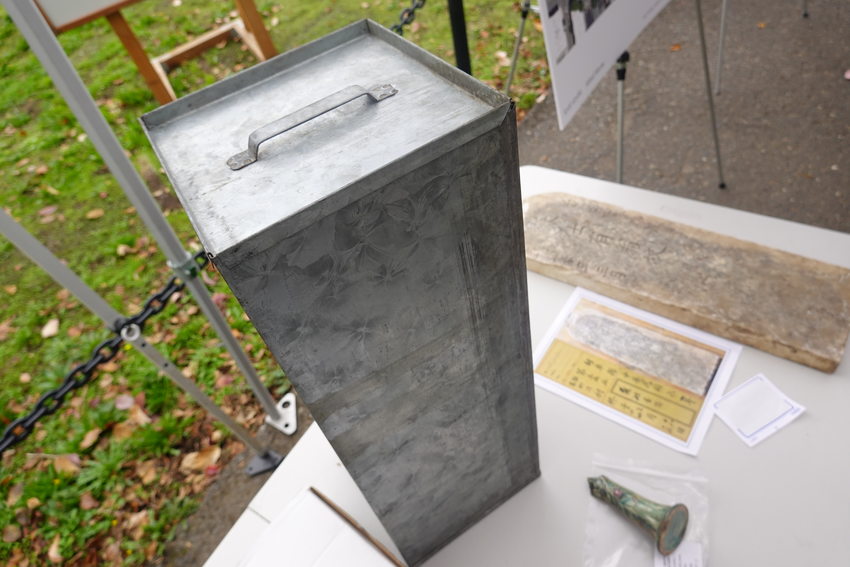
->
[544,0,617,64]
[545,0,576,63]
[576,0,616,30]
[540,0,671,129]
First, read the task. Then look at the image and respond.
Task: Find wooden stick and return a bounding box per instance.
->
[105,10,174,104]
[234,0,276,59]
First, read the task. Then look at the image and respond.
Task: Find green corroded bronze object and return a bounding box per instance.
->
[587,475,689,556]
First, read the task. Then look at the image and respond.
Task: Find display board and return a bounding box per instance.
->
[35,0,138,32]
[539,0,672,129]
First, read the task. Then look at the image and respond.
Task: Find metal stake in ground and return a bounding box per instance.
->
[0,208,282,475]
[505,0,533,97]
[2,0,289,431]
[694,0,727,189]
[616,51,630,185]
[714,0,730,95]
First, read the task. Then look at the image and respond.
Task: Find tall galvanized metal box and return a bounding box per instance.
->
[141,20,538,565]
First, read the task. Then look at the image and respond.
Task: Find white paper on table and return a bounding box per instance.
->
[713,373,805,447]
[533,288,742,456]
[654,541,704,567]
[239,489,397,567]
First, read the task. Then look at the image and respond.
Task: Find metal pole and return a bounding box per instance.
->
[505,0,532,96]
[2,0,284,422]
[0,208,282,475]
[0,209,124,327]
[694,0,727,189]
[447,0,472,74]
[615,52,629,184]
[714,0,728,95]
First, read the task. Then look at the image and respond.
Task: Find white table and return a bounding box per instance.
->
[206,166,850,567]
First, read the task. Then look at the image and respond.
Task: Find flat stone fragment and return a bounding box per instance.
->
[523,193,850,373]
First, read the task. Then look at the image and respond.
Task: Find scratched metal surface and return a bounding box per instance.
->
[219,112,539,566]
[142,20,502,259]
[143,22,538,566]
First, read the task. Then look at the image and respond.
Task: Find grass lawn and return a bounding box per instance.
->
[0,1,548,564]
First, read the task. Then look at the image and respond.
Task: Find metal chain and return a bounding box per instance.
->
[391,0,426,35]
[0,251,210,456]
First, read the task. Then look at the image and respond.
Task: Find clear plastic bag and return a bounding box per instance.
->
[584,454,709,567]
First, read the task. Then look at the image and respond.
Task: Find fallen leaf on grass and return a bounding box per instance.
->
[6,482,23,507]
[0,318,16,340]
[112,422,135,440]
[85,208,105,220]
[211,292,228,309]
[136,460,158,485]
[41,318,59,338]
[115,394,135,410]
[126,510,149,540]
[116,244,132,257]
[48,535,63,563]
[4,284,17,295]
[201,270,218,286]
[129,405,152,425]
[34,164,49,175]
[19,372,31,383]
[2,524,21,543]
[80,428,102,450]
[26,497,41,509]
[180,445,221,472]
[215,371,234,388]
[495,50,511,67]
[54,454,81,474]
[79,491,99,510]
[103,542,122,562]
[67,324,85,338]
[14,508,31,527]
[145,541,158,561]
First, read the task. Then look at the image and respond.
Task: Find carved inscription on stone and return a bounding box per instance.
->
[523,193,850,373]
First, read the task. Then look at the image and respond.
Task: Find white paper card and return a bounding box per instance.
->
[240,489,396,567]
[713,374,805,447]
[654,541,703,567]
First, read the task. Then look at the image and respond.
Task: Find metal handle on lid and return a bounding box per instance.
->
[226,84,398,170]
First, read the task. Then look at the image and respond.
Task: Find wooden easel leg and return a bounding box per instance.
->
[105,11,175,105]
[234,0,277,59]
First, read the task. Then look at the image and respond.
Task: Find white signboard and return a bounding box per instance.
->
[36,0,131,31]
[539,0,672,129]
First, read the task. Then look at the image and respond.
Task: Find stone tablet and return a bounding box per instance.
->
[523,193,850,373]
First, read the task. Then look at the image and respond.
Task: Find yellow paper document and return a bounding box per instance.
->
[533,289,742,454]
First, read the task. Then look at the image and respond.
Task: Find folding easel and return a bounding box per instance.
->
[35,0,276,104]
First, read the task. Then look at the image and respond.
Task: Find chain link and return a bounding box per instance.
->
[0,251,210,456]
[391,0,426,35]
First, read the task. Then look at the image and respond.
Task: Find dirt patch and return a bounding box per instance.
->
[156,394,314,566]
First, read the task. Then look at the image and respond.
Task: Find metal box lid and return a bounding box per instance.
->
[142,20,510,263]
